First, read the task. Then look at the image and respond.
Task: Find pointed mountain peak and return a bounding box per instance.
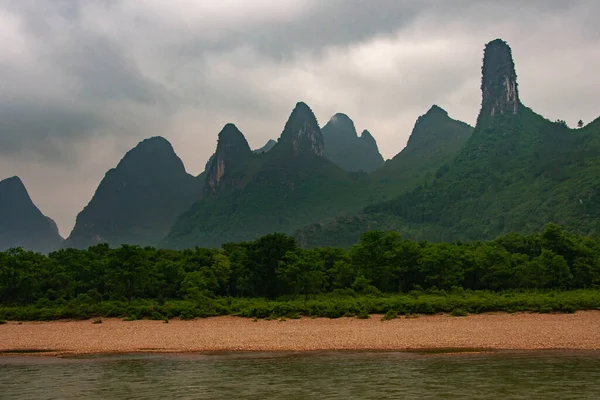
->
[414,105,450,128]
[0,176,35,208]
[206,123,252,192]
[0,176,27,194]
[323,113,358,139]
[425,104,448,117]
[214,123,251,156]
[218,123,249,144]
[359,129,376,142]
[405,106,473,152]
[117,136,184,171]
[279,102,324,156]
[481,38,519,117]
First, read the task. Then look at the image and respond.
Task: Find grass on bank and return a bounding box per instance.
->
[1,289,599,322]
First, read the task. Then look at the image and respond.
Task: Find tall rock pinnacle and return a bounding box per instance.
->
[481,39,519,117]
[206,123,252,192]
[279,102,325,157]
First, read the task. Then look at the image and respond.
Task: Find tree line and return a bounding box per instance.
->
[1,223,599,307]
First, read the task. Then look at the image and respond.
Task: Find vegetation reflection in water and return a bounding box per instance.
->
[1,351,600,399]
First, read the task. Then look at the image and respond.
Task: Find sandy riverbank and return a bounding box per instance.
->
[1,311,600,356]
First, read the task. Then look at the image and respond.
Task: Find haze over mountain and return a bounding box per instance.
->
[0,176,63,253]
[321,113,384,172]
[253,139,277,154]
[297,38,600,247]
[64,137,201,249]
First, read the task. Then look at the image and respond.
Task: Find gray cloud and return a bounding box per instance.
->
[1,0,599,236]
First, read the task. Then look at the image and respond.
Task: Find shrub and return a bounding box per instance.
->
[381,310,398,321]
[450,308,468,317]
[92,318,102,324]
[356,310,369,319]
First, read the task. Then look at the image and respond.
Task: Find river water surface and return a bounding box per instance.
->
[1,350,599,399]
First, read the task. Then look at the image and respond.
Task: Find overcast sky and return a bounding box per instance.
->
[1,0,599,237]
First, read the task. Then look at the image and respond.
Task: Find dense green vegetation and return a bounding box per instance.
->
[297,41,600,248]
[164,103,377,249]
[321,113,384,173]
[2,224,599,321]
[373,105,473,199]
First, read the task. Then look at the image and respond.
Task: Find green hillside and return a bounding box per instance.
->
[296,39,600,247]
[164,102,375,249]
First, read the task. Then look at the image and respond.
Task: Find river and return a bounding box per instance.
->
[1,350,599,399]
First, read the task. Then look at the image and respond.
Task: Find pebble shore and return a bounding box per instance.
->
[1,311,599,356]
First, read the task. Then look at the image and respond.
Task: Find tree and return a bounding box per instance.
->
[277,249,325,301]
[577,120,584,128]
[246,233,297,298]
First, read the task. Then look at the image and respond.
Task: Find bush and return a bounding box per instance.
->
[381,310,398,321]
[450,308,468,317]
[356,310,369,319]
[92,318,102,324]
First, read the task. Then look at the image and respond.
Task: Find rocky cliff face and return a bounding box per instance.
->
[481,39,519,117]
[278,102,325,157]
[65,136,201,248]
[205,123,253,193]
[0,176,64,253]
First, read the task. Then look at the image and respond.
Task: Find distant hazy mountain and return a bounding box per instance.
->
[64,136,202,249]
[253,139,277,154]
[321,113,384,172]
[0,176,63,253]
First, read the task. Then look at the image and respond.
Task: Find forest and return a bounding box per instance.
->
[1,223,600,321]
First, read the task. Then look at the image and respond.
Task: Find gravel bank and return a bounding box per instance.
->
[1,312,599,356]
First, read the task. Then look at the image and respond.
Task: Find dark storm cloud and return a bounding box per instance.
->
[0,0,169,160]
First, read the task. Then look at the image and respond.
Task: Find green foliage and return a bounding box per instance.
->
[381,310,398,320]
[450,308,468,317]
[296,106,473,248]
[1,226,600,322]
